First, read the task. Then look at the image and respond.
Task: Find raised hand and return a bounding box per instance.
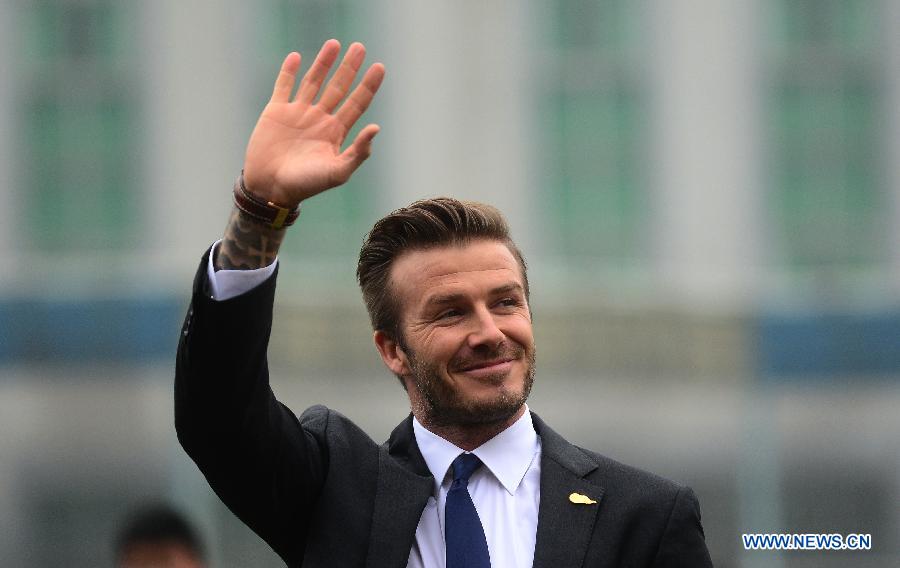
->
[242,40,386,209]
[215,41,384,271]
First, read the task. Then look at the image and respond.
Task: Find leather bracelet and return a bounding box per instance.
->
[232,173,300,229]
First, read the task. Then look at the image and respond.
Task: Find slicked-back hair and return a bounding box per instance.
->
[357,197,529,341]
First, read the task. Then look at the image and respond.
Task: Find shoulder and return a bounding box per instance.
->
[577,446,689,501]
[297,404,381,453]
[574,446,712,566]
[533,411,700,517]
[534,417,712,564]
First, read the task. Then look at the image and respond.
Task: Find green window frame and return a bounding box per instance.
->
[21,0,140,252]
[539,0,647,264]
[767,0,886,272]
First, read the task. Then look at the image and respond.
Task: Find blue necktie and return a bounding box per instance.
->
[445,453,491,568]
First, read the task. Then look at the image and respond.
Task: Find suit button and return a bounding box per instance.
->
[183,306,194,336]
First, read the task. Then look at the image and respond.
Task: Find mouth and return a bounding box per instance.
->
[456,358,514,377]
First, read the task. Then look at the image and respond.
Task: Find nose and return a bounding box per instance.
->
[466,305,505,349]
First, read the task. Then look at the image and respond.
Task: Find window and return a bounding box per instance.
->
[20,0,140,251]
[768,0,886,273]
[539,0,647,264]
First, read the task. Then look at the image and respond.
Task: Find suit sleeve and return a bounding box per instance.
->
[652,486,714,567]
[175,247,327,566]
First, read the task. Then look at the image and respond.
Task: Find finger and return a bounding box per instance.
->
[270,52,301,103]
[334,63,386,131]
[295,39,341,104]
[337,124,380,179]
[317,42,366,112]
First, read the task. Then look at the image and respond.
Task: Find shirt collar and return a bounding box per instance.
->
[412,406,540,496]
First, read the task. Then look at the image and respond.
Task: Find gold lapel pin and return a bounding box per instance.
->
[569,492,597,505]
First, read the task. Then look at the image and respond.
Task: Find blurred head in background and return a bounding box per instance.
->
[115,504,205,568]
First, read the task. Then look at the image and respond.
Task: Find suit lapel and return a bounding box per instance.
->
[531,413,604,568]
[364,412,605,568]
[366,415,434,568]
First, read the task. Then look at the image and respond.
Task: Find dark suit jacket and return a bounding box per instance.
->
[175,250,713,567]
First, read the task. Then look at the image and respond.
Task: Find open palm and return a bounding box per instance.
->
[242,40,385,208]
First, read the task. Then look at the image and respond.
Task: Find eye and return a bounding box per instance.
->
[437,308,463,320]
[495,298,521,309]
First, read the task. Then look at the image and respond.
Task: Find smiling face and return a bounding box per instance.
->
[374,239,536,430]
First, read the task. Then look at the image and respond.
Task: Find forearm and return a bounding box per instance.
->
[176,247,279,434]
[175,254,322,560]
[214,205,287,271]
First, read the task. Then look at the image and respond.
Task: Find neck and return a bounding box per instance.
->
[414,405,526,451]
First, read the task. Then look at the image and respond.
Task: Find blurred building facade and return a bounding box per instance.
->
[0,1,898,566]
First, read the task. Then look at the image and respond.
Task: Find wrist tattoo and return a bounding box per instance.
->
[215,205,287,270]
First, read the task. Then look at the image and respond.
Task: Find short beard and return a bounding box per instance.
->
[403,340,536,430]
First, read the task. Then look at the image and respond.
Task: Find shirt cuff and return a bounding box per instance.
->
[206,239,278,301]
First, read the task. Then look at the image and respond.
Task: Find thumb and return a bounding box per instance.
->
[337,124,380,179]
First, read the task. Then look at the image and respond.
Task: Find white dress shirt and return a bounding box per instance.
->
[206,243,544,567]
[410,411,542,568]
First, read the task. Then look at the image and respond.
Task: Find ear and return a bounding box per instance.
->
[373,330,410,376]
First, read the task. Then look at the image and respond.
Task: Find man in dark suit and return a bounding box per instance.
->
[175,40,713,567]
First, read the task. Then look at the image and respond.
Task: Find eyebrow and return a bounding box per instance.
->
[423,283,525,307]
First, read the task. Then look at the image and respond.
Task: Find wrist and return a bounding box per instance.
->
[241,170,301,210]
[233,173,300,229]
